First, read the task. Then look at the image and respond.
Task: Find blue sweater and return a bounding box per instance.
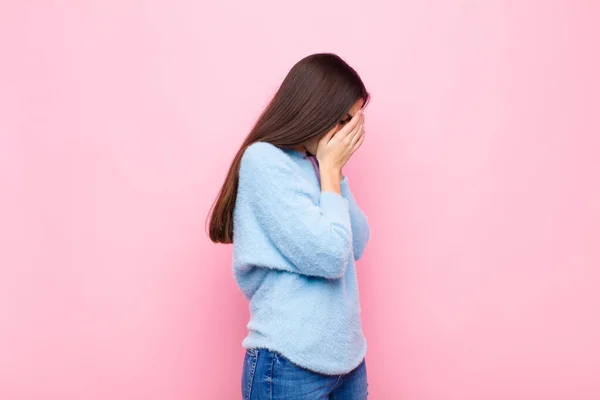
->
[232,142,370,375]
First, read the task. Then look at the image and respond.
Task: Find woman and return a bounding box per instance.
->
[209,53,370,399]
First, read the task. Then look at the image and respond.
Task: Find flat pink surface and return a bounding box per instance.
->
[1,1,599,399]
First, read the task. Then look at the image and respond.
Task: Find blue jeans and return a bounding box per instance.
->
[241,348,368,399]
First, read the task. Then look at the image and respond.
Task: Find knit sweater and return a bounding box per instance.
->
[232,142,370,375]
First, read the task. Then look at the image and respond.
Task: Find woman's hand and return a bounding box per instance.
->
[316,110,365,195]
[316,110,365,171]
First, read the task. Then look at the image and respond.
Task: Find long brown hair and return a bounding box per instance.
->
[208,53,369,244]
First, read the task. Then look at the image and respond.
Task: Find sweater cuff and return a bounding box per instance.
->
[320,192,351,227]
[340,176,350,196]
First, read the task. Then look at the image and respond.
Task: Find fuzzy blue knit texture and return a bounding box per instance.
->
[232,142,370,375]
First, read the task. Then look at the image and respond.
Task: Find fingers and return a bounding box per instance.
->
[352,130,365,154]
[347,114,365,145]
[336,109,363,140]
[349,112,365,154]
[350,123,364,146]
[318,109,365,167]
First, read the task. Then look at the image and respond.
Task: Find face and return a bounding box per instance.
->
[303,98,365,155]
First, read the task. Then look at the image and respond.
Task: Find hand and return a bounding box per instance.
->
[316,110,365,172]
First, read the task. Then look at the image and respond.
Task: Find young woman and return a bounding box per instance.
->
[209,53,370,399]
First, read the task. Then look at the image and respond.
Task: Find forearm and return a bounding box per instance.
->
[320,166,343,195]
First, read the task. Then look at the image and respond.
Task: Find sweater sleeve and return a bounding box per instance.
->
[240,143,353,279]
[340,176,370,260]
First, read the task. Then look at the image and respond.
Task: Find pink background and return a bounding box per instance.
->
[1,1,599,399]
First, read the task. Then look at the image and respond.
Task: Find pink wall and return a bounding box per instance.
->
[1,1,599,399]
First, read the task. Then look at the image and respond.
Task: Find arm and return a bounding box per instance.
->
[240,143,352,279]
[340,176,370,260]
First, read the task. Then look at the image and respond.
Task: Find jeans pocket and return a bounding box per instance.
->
[242,349,258,400]
[246,347,258,357]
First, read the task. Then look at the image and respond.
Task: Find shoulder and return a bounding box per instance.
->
[242,142,287,163]
[239,143,310,195]
[241,142,295,173]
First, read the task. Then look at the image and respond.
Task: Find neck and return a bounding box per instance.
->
[293,146,308,155]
